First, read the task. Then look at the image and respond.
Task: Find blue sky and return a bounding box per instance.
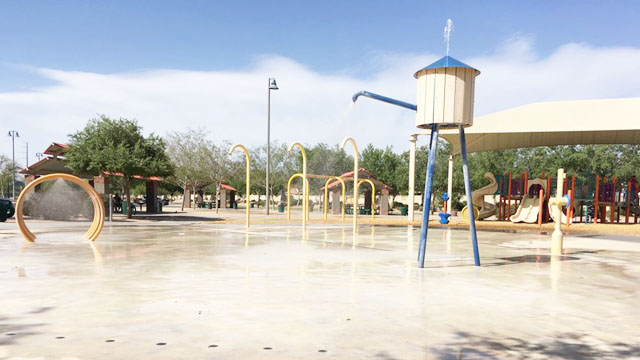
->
[2,1,640,163]
[2,0,638,85]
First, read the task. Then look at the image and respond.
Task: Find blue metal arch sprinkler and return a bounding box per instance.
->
[351,55,481,268]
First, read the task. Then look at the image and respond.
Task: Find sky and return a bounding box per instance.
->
[2,0,640,166]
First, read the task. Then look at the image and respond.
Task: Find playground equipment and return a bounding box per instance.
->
[497,171,639,225]
[438,193,450,224]
[541,173,638,225]
[549,169,571,256]
[459,205,479,222]
[0,199,14,222]
[497,171,528,221]
[340,137,359,233]
[620,177,640,223]
[352,55,482,267]
[323,176,346,220]
[498,170,571,224]
[594,175,615,223]
[228,144,251,228]
[588,175,639,224]
[510,178,547,223]
[461,172,498,221]
[288,142,308,231]
[356,179,375,219]
[15,173,105,242]
[548,198,571,223]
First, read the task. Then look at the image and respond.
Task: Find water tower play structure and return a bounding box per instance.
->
[352,55,481,267]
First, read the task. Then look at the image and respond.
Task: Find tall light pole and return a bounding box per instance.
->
[266,77,278,215]
[25,142,29,167]
[8,130,19,200]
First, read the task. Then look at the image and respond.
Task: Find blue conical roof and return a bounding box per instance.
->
[413,56,480,78]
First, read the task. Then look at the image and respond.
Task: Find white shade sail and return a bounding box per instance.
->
[435,98,640,155]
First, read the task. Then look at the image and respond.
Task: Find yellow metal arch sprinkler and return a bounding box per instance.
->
[228,144,251,228]
[288,142,308,231]
[356,179,376,220]
[15,173,105,242]
[286,173,310,221]
[323,176,346,221]
[340,137,359,233]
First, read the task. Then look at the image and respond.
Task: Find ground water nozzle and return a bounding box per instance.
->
[439,192,451,224]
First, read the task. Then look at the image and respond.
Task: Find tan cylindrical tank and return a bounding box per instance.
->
[414,56,480,129]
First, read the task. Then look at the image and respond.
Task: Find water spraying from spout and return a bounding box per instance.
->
[342,102,356,119]
[444,18,453,56]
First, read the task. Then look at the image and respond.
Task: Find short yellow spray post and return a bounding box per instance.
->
[356,179,376,220]
[288,142,308,231]
[228,144,251,228]
[340,137,359,233]
[323,176,346,221]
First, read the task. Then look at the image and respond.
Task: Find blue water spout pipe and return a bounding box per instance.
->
[351,91,417,111]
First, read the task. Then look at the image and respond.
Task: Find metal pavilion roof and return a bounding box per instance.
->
[414,55,480,78]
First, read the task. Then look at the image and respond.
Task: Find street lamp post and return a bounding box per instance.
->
[8,130,19,200]
[266,77,278,215]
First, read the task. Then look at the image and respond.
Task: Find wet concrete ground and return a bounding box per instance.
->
[1,222,639,359]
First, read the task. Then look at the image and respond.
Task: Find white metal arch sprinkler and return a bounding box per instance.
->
[352,56,481,268]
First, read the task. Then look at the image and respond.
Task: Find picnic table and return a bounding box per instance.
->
[345,205,372,215]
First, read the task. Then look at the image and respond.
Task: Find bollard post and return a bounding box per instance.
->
[566,190,572,226]
[109,194,113,222]
[538,188,544,229]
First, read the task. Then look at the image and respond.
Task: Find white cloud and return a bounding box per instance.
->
[2,37,640,164]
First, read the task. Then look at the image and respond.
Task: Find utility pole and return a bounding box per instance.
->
[25,142,29,167]
[8,130,19,200]
[266,77,278,215]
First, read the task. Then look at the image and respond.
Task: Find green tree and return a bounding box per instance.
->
[66,116,174,218]
[361,144,405,202]
[305,143,353,201]
[306,143,353,177]
[0,155,21,199]
[247,142,297,209]
[165,129,229,210]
